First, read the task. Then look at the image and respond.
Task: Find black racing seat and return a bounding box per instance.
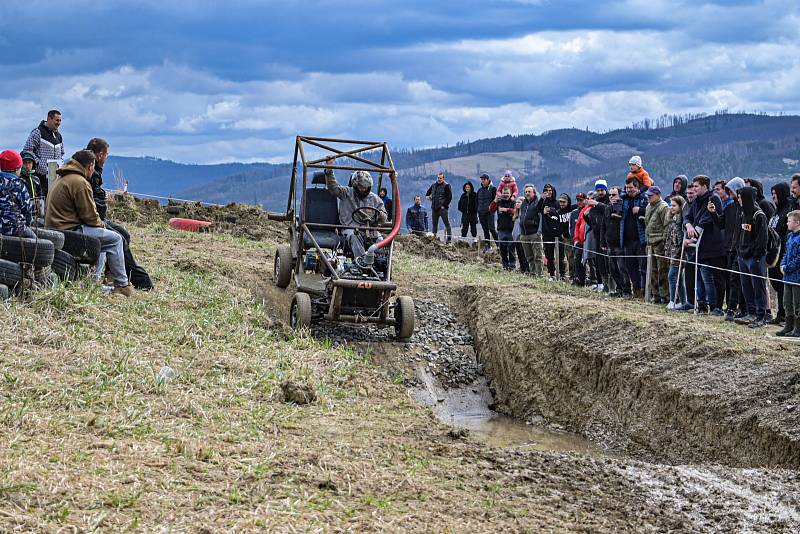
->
[302,172,341,250]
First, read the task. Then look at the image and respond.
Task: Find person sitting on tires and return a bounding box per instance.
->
[0,149,36,239]
[44,150,133,297]
[324,157,387,262]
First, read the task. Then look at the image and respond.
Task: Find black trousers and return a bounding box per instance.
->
[543,237,566,277]
[105,220,154,290]
[725,251,742,313]
[461,215,477,238]
[478,212,498,243]
[573,246,586,285]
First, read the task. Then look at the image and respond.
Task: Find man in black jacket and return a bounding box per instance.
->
[86,138,154,290]
[712,178,746,320]
[684,175,725,315]
[518,184,543,276]
[458,181,478,238]
[540,183,563,278]
[476,174,497,251]
[585,180,610,290]
[602,186,628,296]
[425,172,452,243]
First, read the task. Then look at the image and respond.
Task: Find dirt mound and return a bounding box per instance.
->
[456,283,800,468]
[394,234,498,265]
[107,195,286,243]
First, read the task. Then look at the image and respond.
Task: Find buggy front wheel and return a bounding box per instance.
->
[394,296,415,340]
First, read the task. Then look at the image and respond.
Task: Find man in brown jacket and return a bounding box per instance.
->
[45,150,132,296]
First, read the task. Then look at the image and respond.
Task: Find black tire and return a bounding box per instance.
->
[274,244,293,288]
[0,235,55,268]
[60,230,101,264]
[290,292,312,330]
[0,283,8,300]
[166,205,184,215]
[52,249,80,282]
[31,228,65,250]
[0,259,23,296]
[394,296,415,340]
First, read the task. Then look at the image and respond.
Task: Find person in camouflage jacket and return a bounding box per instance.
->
[0,149,35,238]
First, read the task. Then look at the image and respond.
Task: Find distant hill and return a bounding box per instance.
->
[109,113,800,210]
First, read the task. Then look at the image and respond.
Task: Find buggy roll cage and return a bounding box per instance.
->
[267,136,402,282]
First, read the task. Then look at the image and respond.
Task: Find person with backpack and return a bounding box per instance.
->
[736,186,770,328]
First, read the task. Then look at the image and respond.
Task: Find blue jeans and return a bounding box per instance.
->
[79,225,129,287]
[695,264,717,307]
[668,264,687,305]
[738,255,767,319]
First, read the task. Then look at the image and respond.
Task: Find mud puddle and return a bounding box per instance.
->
[412,363,612,455]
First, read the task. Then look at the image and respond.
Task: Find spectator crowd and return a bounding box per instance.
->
[405,157,800,336]
[0,110,153,296]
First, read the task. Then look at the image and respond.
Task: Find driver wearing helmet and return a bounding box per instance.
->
[324,157,387,260]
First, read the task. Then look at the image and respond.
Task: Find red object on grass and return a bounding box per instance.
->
[168,218,212,232]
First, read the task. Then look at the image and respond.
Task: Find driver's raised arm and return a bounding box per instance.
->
[324,167,347,199]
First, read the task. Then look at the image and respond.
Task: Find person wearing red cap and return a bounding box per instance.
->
[0,149,36,238]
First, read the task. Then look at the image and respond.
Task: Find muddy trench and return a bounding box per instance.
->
[454,284,800,469]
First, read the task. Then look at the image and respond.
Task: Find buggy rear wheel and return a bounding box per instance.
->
[290,292,312,331]
[394,295,415,340]
[274,244,292,288]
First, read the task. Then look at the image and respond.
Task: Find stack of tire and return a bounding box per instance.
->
[0,228,101,300]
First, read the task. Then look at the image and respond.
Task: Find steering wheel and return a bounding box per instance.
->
[352,206,381,226]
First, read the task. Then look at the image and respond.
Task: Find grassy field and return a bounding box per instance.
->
[2,220,796,532]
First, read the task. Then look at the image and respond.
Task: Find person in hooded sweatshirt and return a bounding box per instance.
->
[558,193,573,281]
[584,179,611,290]
[476,174,498,251]
[457,181,478,238]
[540,183,563,279]
[736,186,769,328]
[768,182,793,325]
[713,177,746,320]
[667,175,689,202]
[745,178,776,219]
[665,195,688,309]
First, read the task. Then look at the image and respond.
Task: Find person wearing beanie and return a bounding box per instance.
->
[627,155,653,188]
[0,149,36,238]
[714,177,746,320]
[46,150,134,297]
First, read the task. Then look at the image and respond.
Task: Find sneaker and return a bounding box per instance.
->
[112,284,135,298]
[595,283,604,292]
[710,308,724,317]
[666,301,675,310]
[725,311,734,322]
[748,318,766,329]
[735,314,756,325]
[100,284,114,295]
[589,284,598,290]
[675,303,694,312]
[696,304,709,314]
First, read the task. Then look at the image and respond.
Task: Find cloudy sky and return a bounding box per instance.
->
[0,0,797,164]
